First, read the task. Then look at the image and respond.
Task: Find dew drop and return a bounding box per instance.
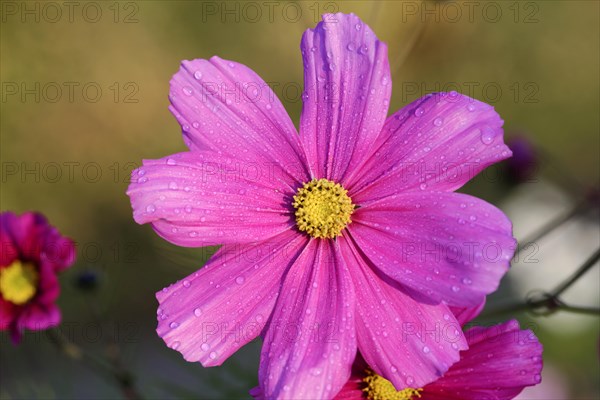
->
[201,343,210,351]
[235,276,245,285]
[183,87,193,96]
[414,107,424,117]
[171,341,180,350]
[146,204,156,213]
[209,351,217,360]
[182,280,191,288]
[194,308,202,317]
[193,71,202,80]
[169,322,179,329]
[480,126,496,144]
[433,117,443,127]
[346,43,355,51]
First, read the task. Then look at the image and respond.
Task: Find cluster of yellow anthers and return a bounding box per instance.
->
[293,178,355,239]
[0,261,39,305]
[362,369,423,400]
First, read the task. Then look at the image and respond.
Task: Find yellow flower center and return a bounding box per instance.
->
[0,260,39,305]
[363,370,423,400]
[293,178,354,239]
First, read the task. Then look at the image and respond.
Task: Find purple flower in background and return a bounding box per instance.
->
[127,13,516,399]
[505,135,538,183]
[0,211,75,342]
[327,305,543,400]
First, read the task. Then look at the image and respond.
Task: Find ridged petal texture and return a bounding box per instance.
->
[125,12,522,400]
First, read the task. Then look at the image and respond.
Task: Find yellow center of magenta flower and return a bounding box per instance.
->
[293,178,354,239]
[0,260,39,305]
[363,370,423,400]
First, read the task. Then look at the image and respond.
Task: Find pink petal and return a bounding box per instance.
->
[156,229,308,366]
[299,13,391,182]
[349,92,511,202]
[259,239,356,399]
[16,303,61,332]
[169,56,310,183]
[450,298,486,327]
[339,234,467,391]
[422,320,543,400]
[127,151,296,247]
[0,298,15,330]
[0,213,18,266]
[349,191,516,307]
[0,212,74,271]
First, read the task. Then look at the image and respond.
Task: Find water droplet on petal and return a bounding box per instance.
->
[480,126,496,144]
[346,43,355,51]
[169,322,179,329]
[201,343,210,351]
[183,87,193,96]
[146,204,156,213]
[235,276,245,285]
[414,107,424,117]
[171,341,180,350]
[169,181,178,190]
[194,308,202,317]
[209,351,217,360]
[182,280,191,288]
[193,71,202,80]
[433,117,443,127]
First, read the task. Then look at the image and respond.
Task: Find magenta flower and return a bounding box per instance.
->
[127,13,516,399]
[0,211,75,342]
[327,306,543,400]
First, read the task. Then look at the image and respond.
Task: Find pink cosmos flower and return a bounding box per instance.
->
[0,211,75,342]
[127,13,516,399]
[328,304,543,400]
[250,303,543,400]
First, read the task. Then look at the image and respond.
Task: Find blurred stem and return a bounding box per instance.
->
[47,327,144,400]
[551,248,600,297]
[514,200,587,256]
[482,248,600,319]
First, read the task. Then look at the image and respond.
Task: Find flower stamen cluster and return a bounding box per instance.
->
[0,260,39,305]
[362,369,423,400]
[293,178,354,239]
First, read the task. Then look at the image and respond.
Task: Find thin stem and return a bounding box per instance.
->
[551,248,600,297]
[514,201,586,256]
[559,305,600,316]
[47,328,144,400]
[481,248,600,319]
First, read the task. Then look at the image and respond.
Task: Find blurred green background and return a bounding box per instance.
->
[1,0,599,399]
